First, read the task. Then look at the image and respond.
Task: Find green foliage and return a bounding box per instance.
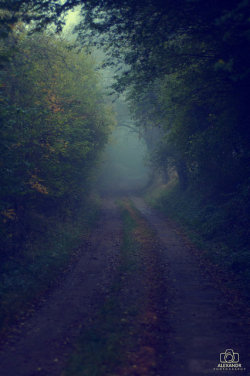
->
[127,16,250,191]
[0,30,114,260]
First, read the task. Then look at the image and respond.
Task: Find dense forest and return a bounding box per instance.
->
[0,1,250,373]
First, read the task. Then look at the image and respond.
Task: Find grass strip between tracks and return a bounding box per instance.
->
[65,199,169,376]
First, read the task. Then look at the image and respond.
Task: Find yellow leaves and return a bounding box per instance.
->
[52,104,64,113]
[40,138,68,157]
[11,142,21,149]
[1,208,17,221]
[29,174,48,195]
[47,92,64,114]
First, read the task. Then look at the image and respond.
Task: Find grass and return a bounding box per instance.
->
[146,180,250,299]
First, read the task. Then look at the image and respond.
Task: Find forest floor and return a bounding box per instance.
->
[0,197,249,376]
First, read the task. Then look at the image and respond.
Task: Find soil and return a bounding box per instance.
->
[0,196,249,376]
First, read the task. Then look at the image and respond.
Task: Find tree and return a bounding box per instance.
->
[0,29,115,260]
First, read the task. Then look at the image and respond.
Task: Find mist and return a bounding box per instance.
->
[97,101,150,195]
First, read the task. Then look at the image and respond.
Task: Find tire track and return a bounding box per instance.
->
[131,196,249,376]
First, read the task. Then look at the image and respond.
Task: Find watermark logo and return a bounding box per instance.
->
[214,349,246,372]
[220,349,239,364]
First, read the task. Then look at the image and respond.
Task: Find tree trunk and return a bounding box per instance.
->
[176,161,188,190]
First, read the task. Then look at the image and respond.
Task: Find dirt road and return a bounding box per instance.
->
[131,197,249,375]
[0,199,122,376]
[0,197,249,376]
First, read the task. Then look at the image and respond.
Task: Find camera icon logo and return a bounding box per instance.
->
[220,349,239,364]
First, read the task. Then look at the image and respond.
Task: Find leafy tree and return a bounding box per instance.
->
[0,29,114,260]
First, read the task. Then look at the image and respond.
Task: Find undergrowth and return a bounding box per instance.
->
[147,181,250,298]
